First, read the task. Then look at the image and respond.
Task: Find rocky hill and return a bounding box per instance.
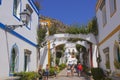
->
[39,15,69,34]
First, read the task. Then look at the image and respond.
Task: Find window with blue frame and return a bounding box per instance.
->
[10,47,19,74]
[26,17,32,30]
[0,0,1,5]
[28,0,40,15]
[25,4,33,30]
[13,0,21,20]
[24,49,31,72]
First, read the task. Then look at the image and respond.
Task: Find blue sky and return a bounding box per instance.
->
[38,0,97,25]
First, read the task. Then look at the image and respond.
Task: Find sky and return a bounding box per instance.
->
[38,0,97,25]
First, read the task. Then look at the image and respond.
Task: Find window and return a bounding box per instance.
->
[13,0,21,20]
[0,0,1,5]
[10,46,19,74]
[117,47,120,62]
[100,0,107,26]
[26,4,33,29]
[114,44,120,62]
[109,0,116,17]
[103,47,110,69]
[24,49,31,72]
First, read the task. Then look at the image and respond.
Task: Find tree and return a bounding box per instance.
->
[87,17,98,35]
[37,27,47,46]
[49,25,57,35]
[76,44,82,52]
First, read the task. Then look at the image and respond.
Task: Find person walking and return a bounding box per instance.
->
[71,64,75,76]
[38,65,43,80]
[43,64,49,80]
[77,63,83,77]
[66,64,71,77]
[54,65,59,77]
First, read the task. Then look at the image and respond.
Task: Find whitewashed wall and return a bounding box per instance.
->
[0,0,38,78]
[0,29,9,77]
[96,0,120,72]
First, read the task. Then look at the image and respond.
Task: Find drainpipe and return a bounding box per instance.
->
[5,29,10,74]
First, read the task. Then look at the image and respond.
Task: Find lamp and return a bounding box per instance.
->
[20,9,30,26]
[6,9,30,30]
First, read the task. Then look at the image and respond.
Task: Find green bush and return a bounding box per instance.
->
[105,61,110,69]
[91,68,105,80]
[59,63,66,70]
[82,64,90,72]
[49,67,55,76]
[114,59,120,69]
[56,58,60,65]
[14,71,39,80]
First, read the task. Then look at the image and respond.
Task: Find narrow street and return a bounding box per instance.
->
[49,68,91,80]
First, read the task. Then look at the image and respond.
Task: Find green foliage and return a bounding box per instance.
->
[97,54,102,64]
[50,53,53,66]
[56,58,60,65]
[14,72,39,80]
[59,63,66,70]
[114,59,120,69]
[49,67,60,76]
[82,64,90,73]
[56,44,65,50]
[49,67,55,76]
[67,38,83,42]
[37,27,47,45]
[91,68,105,80]
[87,17,98,35]
[76,44,83,52]
[39,16,98,37]
[65,25,89,34]
[49,26,57,35]
[65,17,98,35]
[105,61,110,69]
[56,44,65,58]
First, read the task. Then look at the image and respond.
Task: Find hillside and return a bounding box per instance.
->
[39,15,69,35]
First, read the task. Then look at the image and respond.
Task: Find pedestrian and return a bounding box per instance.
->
[54,65,59,77]
[67,64,71,77]
[71,64,75,76]
[72,57,77,73]
[44,64,49,80]
[77,63,83,77]
[38,65,43,80]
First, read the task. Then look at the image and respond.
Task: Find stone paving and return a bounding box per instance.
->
[49,68,90,80]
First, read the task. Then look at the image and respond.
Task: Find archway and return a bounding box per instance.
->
[48,33,98,67]
[40,33,98,68]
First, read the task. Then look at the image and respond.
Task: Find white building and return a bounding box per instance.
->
[0,0,39,78]
[96,0,120,73]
